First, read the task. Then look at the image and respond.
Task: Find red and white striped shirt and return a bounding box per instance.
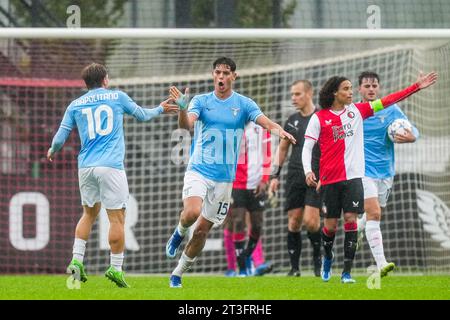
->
[303,83,420,186]
[305,103,373,185]
[233,122,271,190]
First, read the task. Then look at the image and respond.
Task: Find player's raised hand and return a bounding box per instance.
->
[169,86,190,110]
[47,147,54,162]
[169,86,182,100]
[416,71,438,89]
[160,98,179,114]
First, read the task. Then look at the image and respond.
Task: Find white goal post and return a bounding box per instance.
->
[2,28,450,39]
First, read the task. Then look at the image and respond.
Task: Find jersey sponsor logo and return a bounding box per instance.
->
[332,123,354,141]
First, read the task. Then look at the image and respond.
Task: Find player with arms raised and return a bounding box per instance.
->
[47,63,178,288]
[356,71,419,277]
[165,57,296,288]
[302,71,437,283]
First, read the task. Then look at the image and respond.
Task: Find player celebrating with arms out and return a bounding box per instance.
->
[302,71,437,283]
[47,63,178,288]
[356,71,420,277]
[165,57,296,288]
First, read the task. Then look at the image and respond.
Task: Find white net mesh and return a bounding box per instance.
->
[1,35,449,274]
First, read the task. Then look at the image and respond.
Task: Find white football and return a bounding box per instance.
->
[387,118,413,142]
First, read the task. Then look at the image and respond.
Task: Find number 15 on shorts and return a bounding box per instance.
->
[217,201,230,217]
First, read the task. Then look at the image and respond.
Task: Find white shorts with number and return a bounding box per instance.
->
[182,170,233,225]
[362,176,394,208]
[78,167,129,210]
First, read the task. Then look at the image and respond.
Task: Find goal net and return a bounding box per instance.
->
[1,30,449,275]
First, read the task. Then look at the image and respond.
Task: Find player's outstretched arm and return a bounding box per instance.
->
[132,100,178,122]
[378,71,437,109]
[47,126,71,162]
[268,139,290,194]
[416,71,438,89]
[357,71,438,119]
[256,115,296,145]
[159,98,180,114]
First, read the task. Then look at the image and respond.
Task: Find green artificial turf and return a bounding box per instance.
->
[0,274,448,300]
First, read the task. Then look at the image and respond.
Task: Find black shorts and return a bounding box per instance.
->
[231,188,266,212]
[320,178,364,219]
[284,171,321,211]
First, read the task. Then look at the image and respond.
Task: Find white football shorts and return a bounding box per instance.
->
[182,170,233,225]
[362,176,394,208]
[78,167,129,210]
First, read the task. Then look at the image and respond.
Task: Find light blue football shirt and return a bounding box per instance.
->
[51,87,163,170]
[364,104,419,179]
[187,91,263,182]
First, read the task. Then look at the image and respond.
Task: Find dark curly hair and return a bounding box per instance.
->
[213,57,237,72]
[319,76,349,109]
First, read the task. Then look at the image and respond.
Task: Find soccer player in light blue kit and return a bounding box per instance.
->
[47,63,178,288]
[357,71,419,277]
[165,57,296,288]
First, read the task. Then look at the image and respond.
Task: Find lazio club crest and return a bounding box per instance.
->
[231,107,240,116]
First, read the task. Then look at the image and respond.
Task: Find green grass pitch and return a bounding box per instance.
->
[0,274,448,300]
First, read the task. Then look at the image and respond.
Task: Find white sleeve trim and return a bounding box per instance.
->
[302,138,316,175]
[304,113,320,141]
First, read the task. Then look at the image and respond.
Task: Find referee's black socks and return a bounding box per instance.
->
[287,231,302,271]
[307,230,322,258]
[321,227,335,260]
